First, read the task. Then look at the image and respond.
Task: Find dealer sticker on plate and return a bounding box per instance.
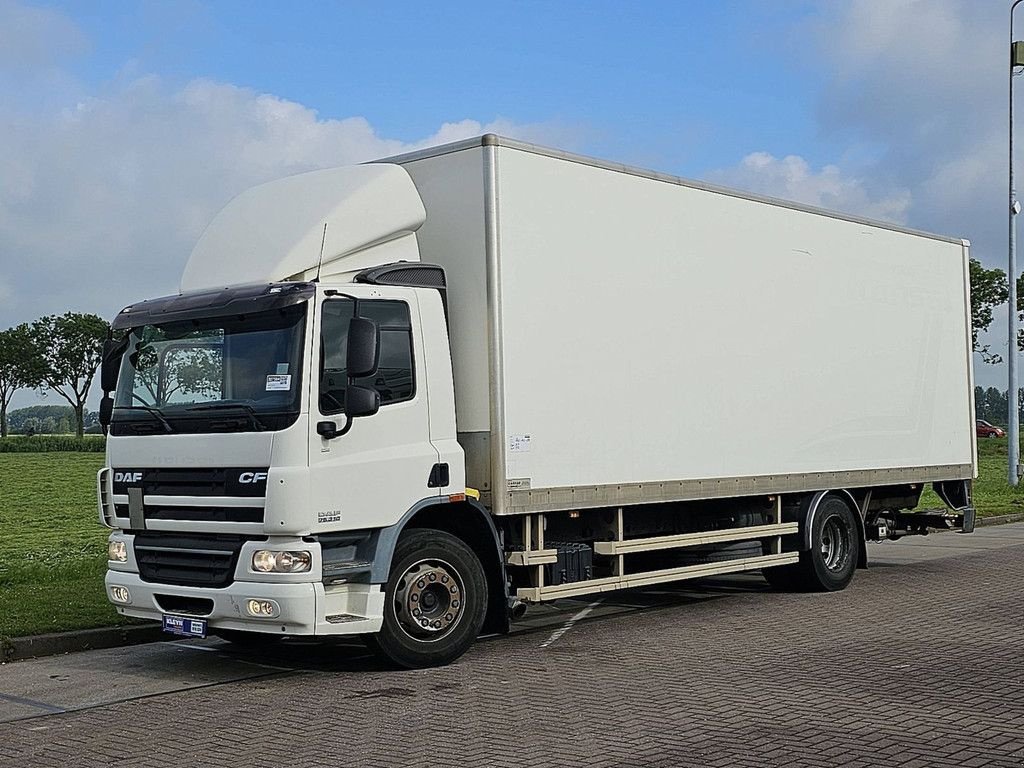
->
[162,614,207,638]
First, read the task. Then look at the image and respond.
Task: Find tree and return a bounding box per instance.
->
[133,343,222,405]
[970,259,1009,363]
[0,324,34,437]
[25,313,110,438]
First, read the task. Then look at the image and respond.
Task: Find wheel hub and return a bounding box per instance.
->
[393,559,464,640]
[820,515,850,572]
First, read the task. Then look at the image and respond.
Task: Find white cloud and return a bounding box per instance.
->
[707,151,912,223]
[0,74,577,335]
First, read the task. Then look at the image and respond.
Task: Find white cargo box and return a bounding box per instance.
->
[388,136,975,516]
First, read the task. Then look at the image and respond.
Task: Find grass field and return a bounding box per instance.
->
[0,452,136,641]
[1,440,1022,641]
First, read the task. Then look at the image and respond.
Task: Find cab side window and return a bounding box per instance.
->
[320,299,415,414]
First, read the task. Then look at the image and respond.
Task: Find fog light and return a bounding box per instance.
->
[110,586,131,604]
[251,550,312,573]
[108,540,127,562]
[246,599,279,617]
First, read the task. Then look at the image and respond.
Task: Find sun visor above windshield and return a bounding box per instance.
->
[181,164,427,293]
[112,282,315,330]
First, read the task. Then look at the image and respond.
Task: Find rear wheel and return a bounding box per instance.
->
[366,528,487,669]
[764,495,859,592]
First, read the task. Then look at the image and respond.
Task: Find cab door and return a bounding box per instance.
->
[307,286,440,532]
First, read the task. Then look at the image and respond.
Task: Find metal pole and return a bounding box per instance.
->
[1011,1,1024,485]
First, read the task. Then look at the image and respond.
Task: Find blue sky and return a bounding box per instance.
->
[0,0,1013,408]
[51,1,829,172]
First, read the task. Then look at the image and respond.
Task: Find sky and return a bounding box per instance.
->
[0,0,1014,410]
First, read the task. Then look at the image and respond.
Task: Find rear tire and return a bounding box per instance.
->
[365,528,487,669]
[764,495,859,592]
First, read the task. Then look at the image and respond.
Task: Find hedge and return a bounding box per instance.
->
[0,435,106,453]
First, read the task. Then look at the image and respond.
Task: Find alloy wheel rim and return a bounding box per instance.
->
[393,558,464,641]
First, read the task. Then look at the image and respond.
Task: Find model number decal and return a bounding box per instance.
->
[318,510,342,524]
[239,472,268,484]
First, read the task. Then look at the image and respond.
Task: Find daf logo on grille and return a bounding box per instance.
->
[238,472,268,484]
[114,472,143,483]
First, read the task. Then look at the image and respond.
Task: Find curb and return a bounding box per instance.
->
[976,512,1024,526]
[1,624,165,664]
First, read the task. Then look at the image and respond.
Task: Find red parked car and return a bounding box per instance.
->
[976,419,1006,438]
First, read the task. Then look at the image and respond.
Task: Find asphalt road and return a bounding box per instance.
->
[2,524,1023,767]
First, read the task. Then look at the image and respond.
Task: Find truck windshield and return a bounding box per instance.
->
[111,304,307,434]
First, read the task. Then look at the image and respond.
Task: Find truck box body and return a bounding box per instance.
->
[392,138,975,515]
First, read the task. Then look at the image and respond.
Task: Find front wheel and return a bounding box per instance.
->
[366,528,488,669]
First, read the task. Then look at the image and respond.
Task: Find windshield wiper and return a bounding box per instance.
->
[128,402,174,433]
[187,402,268,431]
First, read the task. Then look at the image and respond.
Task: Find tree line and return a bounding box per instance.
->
[4,404,101,435]
[974,386,1024,427]
[0,313,109,438]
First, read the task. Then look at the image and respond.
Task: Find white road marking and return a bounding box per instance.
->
[162,641,221,652]
[540,600,603,648]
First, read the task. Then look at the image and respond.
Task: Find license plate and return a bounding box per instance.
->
[162,614,208,638]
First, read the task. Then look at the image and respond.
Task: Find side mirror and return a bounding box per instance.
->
[346,317,379,379]
[317,385,380,441]
[346,384,380,418]
[101,337,128,393]
[98,395,114,428]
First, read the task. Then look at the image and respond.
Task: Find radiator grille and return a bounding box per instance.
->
[133,533,251,588]
[116,504,264,524]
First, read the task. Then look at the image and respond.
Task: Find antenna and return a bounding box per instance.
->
[314,222,328,282]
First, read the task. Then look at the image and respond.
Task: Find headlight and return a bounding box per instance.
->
[251,550,312,573]
[108,540,127,562]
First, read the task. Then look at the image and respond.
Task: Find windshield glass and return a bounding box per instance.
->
[112,303,307,434]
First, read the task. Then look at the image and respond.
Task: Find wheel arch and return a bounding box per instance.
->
[799,489,867,569]
[372,498,510,636]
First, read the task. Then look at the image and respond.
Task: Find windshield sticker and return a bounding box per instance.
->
[266,374,292,391]
[275,363,289,374]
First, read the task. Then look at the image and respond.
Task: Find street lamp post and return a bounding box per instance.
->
[1009,0,1024,485]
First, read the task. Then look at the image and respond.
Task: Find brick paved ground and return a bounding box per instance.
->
[2,541,1023,767]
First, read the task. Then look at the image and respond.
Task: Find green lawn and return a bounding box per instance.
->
[0,452,138,641]
[1,440,1021,642]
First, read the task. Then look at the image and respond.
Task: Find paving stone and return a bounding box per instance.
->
[1,543,1023,767]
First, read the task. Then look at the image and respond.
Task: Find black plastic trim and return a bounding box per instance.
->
[112,282,315,330]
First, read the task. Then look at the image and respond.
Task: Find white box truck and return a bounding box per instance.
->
[98,135,976,667]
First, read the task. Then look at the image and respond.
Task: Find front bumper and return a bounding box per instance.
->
[105,570,384,637]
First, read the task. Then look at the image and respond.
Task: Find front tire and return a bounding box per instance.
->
[367,528,488,669]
